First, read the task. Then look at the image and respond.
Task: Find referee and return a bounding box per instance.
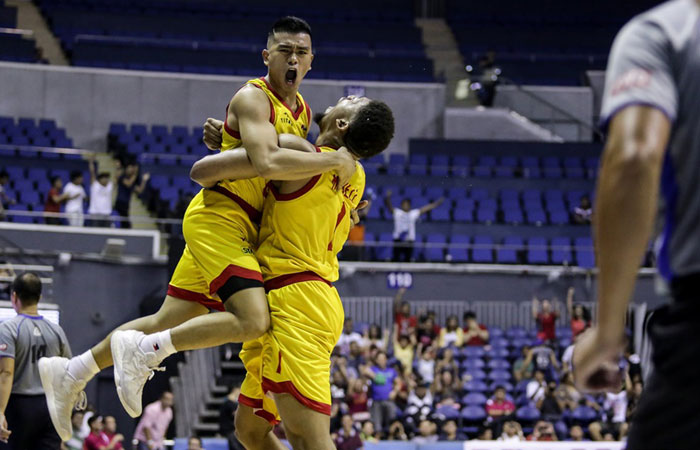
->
[573,1,700,449]
[0,272,72,449]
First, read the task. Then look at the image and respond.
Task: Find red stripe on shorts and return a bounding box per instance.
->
[209,264,263,296]
[209,185,262,224]
[237,393,263,409]
[262,376,331,416]
[167,284,225,312]
[255,409,281,426]
[263,271,332,293]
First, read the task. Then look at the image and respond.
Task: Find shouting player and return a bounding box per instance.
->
[39,16,357,441]
[193,95,394,449]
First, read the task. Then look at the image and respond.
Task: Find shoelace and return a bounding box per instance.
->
[74,391,87,411]
[147,366,166,381]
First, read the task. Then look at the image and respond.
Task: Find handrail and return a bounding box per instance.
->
[0,144,96,157]
[498,76,605,141]
[0,27,34,38]
[3,209,183,225]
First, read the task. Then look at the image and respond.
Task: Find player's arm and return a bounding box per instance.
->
[418,197,445,215]
[384,190,394,215]
[190,134,316,187]
[232,88,356,184]
[0,357,13,441]
[574,107,669,391]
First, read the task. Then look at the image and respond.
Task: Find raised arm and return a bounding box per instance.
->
[531,297,539,321]
[574,106,669,392]
[88,153,97,185]
[418,197,445,215]
[231,88,356,185]
[133,171,150,195]
[384,190,394,214]
[566,287,575,318]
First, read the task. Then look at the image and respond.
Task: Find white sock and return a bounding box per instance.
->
[138,330,176,361]
[66,350,100,382]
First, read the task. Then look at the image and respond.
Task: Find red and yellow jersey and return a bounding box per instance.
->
[217,77,312,219]
[257,147,365,283]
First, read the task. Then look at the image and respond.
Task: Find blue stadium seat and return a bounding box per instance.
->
[473,156,495,177]
[497,236,522,264]
[487,359,511,370]
[472,235,494,263]
[430,154,449,177]
[412,234,425,262]
[549,209,570,225]
[425,233,446,262]
[462,392,487,406]
[575,237,595,268]
[485,347,509,359]
[402,186,423,198]
[408,154,427,176]
[462,369,487,380]
[447,186,468,200]
[451,155,471,177]
[425,186,444,200]
[387,154,406,176]
[527,237,549,264]
[525,208,547,225]
[447,234,469,262]
[503,206,524,225]
[550,237,573,265]
[461,358,485,370]
[453,199,474,222]
[375,232,394,261]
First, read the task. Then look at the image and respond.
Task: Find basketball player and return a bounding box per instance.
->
[573,1,700,449]
[192,95,394,450]
[38,16,358,441]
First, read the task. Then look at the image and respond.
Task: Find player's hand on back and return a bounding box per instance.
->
[335,147,356,189]
[203,118,224,150]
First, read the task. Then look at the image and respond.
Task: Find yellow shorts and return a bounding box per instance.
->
[167,188,263,311]
[238,338,280,425]
[261,275,344,416]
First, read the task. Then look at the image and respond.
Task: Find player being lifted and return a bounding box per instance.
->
[38,16,358,441]
[193,95,394,450]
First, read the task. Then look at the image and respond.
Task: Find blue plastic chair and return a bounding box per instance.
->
[462,392,487,406]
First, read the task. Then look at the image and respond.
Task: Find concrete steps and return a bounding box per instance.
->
[6,0,68,65]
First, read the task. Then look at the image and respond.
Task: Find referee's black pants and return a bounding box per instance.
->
[626,274,700,450]
[0,394,61,450]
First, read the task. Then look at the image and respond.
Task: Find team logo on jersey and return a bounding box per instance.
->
[0,344,6,351]
[33,328,42,337]
[611,68,651,96]
[301,124,308,132]
[281,115,293,125]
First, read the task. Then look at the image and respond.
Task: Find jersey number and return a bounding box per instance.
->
[31,344,47,363]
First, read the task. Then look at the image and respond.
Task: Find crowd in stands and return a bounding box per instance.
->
[325,288,642,447]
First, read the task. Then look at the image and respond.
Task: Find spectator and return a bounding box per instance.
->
[347,378,370,422]
[573,195,592,224]
[333,414,362,450]
[114,161,149,229]
[44,176,72,225]
[416,346,436,384]
[416,315,438,348]
[405,380,433,424]
[0,170,14,221]
[566,287,590,338]
[568,425,587,441]
[87,155,114,227]
[527,420,558,441]
[537,381,565,422]
[62,410,85,450]
[84,415,123,450]
[387,420,408,441]
[188,436,204,450]
[477,427,494,440]
[346,341,366,375]
[219,382,243,450]
[133,391,174,450]
[439,419,466,441]
[556,371,583,411]
[103,416,124,450]
[0,273,73,449]
[486,385,515,419]
[363,324,388,351]
[589,375,631,441]
[392,327,415,377]
[435,348,459,381]
[385,190,444,262]
[561,335,577,373]
[412,419,438,444]
[463,311,489,346]
[0,263,14,300]
[513,346,535,382]
[432,369,461,409]
[363,351,399,432]
[438,315,463,348]
[526,370,547,403]
[360,421,377,443]
[331,364,349,403]
[498,421,525,442]
[532,296,560,342]
[521,341,559,380]
[338,317,363,355]
[393,288,417,336]
[63,170,86,226]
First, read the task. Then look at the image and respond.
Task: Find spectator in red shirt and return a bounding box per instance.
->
[463,311,489,346]
[83,415,124,450]
[532,296,560,342]
[333,414,363,450]
[566,287,590,338]
[527,420,558,441]
[44,176,71,225]
[103,416,123,450]
[347,378,370,422]
[485,386,515,419]
[393,288,417,336]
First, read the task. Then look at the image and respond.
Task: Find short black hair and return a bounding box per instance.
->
[12,272,42,306]
[51,175,62,185]
[69,170,83,182]
[97,172,110,180]
[0,170,8,180]
[463,311,476,320]
[345,100,395,159]
[269,16,312,42]
[87,415,101,427]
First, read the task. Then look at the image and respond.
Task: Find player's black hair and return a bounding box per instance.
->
[269,16,312,41]
[69,170,83,182]
[87,415,102,427]
[345,100,395,159]
[12,272,42,306]
[0,170,8,180]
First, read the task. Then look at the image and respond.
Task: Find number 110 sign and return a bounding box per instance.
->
[387,272,413,289]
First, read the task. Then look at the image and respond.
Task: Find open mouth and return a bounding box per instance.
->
[285,68,297,86]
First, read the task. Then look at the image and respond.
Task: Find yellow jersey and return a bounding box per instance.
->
[257,146,365,283]
[216,77,312,223]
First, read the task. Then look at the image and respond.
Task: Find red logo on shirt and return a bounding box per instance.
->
[611,69,651,96]
[0,344,7,351]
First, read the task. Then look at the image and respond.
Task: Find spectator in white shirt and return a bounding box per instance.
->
[63,170,86,226]
[87,155,114,227]
[337,317,363,354]
[384,190,444,262]
[526,370,547,403]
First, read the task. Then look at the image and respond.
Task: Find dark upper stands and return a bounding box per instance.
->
[447,0,662,85]
[0,2,40,63]
[37,0,434,81]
